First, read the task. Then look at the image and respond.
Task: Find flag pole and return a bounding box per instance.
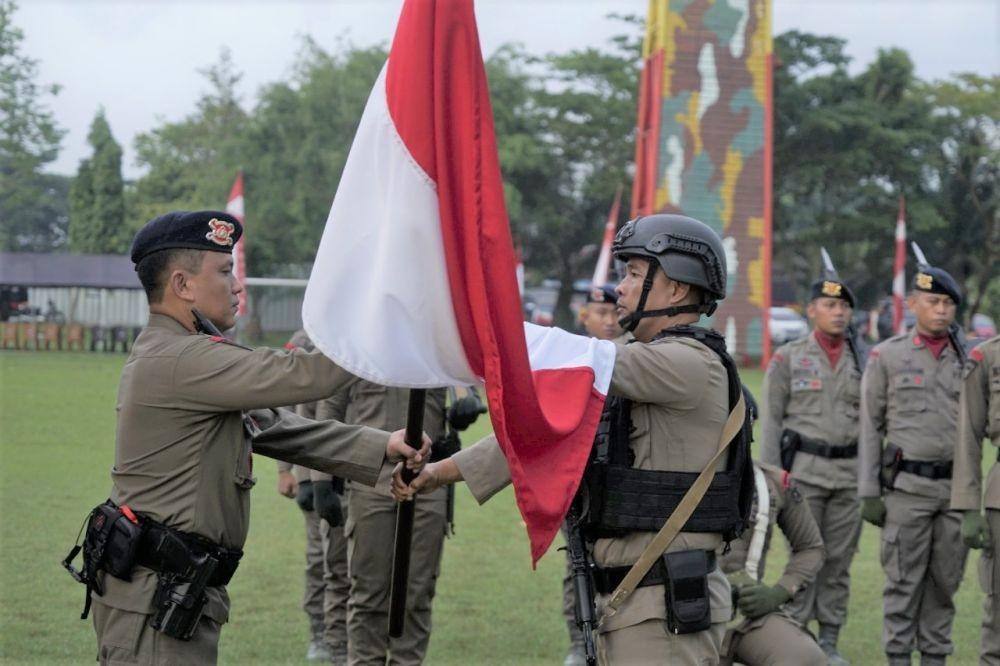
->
[388,388,427,637]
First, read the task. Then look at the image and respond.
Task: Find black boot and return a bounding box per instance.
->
[818,623,849,666]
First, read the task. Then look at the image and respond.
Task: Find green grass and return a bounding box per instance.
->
[0,352,987,664]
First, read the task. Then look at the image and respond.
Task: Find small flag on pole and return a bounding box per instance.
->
[226,172,247,317]
[590,185,623,294]
[892,196,906,335]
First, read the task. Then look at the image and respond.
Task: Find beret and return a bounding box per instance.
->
[131,210,243,265]
[587,284,618,305]
[809,279,855,308]
[913,266,962,305]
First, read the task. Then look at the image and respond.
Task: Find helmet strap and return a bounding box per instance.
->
[618,258,717,332]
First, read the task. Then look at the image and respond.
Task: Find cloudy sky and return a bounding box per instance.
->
[15,0,999,179]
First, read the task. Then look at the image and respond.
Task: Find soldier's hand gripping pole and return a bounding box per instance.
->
[388,388,427,638]
[566,496,598,666]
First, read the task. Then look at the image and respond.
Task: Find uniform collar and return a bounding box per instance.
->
[147,312,196,335]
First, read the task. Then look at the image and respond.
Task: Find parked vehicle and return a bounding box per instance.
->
[769,307,809,345]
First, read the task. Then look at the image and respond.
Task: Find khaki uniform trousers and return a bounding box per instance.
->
[596,618,726,665]
[346,487,447,666]
[92,600,220,665]
[979,510,1000,665]
[302,506,350,647]
[723,613,826,666]
[785,480,862,627]
[881,490,968,657]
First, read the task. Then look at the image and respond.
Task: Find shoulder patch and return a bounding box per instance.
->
[970,347,985,363]
[869,348,880,359]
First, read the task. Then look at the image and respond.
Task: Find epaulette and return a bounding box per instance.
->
[206,334,253,351]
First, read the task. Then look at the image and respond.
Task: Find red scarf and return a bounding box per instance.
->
[917,333,950,360]
[814,330,845,368]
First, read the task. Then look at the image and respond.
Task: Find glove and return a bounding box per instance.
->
[961,511,991,550]
[447,393,485,431]
[860,497,886,527]
[726,569,756,593]
[295,480,314,512]
[736,583,790,619]
[313,480,344,527]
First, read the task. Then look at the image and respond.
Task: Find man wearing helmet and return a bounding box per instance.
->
[395,215,753,664]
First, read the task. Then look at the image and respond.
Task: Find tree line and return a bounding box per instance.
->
[1,1,996,325]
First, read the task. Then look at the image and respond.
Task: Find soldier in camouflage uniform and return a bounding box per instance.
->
[951,334,1000,665]
[760,276,861,664]
[859,265,968,666]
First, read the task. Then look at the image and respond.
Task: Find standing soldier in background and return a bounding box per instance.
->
[720,459,827,666]
[562,283,625,666]
[760,274,861,665]
[951,334,1000,665]
[316,378,483,666]
[858,265,968,666]
[278,329,350,664]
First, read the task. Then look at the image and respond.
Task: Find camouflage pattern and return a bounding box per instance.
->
[633,0,772,360]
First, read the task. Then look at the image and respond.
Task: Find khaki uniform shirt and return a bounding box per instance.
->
[760,333,861,489]
[101,314,391,622]
[858,332,963,499]
[952,336,1000,511]
[312,380,447,495]
[452,334,734,632]
[720,463,824,596]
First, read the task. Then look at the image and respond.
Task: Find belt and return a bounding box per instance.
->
[592,550,716,595]
[796,435,858,459]
[898,458,952,480]
[137,523,243,587]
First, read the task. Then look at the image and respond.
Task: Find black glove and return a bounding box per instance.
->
[295,480,314,512]
[313,480,344,527]
[447,393,485,431]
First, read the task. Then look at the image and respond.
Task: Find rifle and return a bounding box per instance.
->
[191,308,224,337]
[910,242,967,363]
[565,496,597,666]
[819,248,864,372]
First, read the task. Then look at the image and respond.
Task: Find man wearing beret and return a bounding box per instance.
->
[950,333,1000,664]
[760,276,861,665]
[90,211,430,664]
[858,264,969,666]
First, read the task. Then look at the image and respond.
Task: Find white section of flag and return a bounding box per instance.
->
[302,65,477,388]
[524,322,615,396]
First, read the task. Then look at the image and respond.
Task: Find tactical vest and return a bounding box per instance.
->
[581,325,754,544]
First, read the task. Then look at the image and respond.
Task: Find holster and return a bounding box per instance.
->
[779,430,800,472]
[662,549,712,635]
[880,443,904,491]
[149,553,217,641]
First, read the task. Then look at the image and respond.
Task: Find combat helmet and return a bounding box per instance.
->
[612,214,727,331]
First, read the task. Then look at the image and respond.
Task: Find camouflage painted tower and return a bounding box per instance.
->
[632,0,773,363]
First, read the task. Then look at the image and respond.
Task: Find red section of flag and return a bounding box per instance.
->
[227,172,247,316]
[892,195,906,335]
[385,0,604,563]
[631,51,664,218]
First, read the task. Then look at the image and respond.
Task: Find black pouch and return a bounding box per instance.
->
[779,430,799,472]
[662,549,712,635]
[880,443,903,491]
[430,431,462,462]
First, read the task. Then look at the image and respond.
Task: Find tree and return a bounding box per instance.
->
[0,0,67,251]
[69,109,126,253]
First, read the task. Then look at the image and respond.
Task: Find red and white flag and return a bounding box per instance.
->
[590,185,622,293]
[302,0,615,563]
[892,196,906,334]
[226,172,247,317]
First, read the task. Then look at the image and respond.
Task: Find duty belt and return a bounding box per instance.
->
[591,550,716,595]
[796,434,858,459]
[137,523,243,587]
[898,458,953,481]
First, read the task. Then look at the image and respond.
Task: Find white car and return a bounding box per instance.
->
[769,307,809,345]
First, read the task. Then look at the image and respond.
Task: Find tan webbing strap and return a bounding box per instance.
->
[601,393,746,621]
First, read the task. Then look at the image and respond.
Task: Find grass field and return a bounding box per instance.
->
[0,351,988,664]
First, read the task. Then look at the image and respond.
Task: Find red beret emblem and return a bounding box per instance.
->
[206,218,235,247]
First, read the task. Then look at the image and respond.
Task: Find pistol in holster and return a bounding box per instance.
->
[150,552,218,641]
[779,429,800,472]
[880,443,904,491]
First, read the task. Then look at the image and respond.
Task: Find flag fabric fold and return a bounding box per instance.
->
[302,0,616,564]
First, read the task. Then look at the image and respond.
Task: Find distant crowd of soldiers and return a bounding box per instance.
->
[71,209,998,666]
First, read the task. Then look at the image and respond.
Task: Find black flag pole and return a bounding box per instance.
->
[388,388,427,637]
